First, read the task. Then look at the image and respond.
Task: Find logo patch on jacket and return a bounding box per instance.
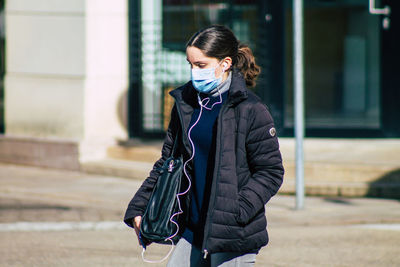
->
[269,127,276,137]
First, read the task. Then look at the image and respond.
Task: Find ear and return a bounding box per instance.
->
[222,57,233,71]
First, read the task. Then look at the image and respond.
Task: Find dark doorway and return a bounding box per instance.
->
[281,0,399,137]
[381,0,400,137]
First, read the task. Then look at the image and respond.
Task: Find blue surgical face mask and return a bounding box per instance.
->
[191,63,225,93]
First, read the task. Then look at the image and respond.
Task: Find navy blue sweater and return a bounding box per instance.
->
[182,91,228,247]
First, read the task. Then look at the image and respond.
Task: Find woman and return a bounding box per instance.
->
[124,25,284,266]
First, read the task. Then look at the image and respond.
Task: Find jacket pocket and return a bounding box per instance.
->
[235,194,254,225]
[235,190,249,226]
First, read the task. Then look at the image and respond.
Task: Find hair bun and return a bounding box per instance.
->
[236,44,261,87]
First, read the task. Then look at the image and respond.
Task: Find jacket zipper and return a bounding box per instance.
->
[203,249,208,259]
[171,84,246,258]
[201,103,228,258]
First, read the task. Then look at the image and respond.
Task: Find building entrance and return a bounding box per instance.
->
[128,0,399,138]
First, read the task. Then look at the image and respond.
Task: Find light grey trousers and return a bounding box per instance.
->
[167,238,257,267]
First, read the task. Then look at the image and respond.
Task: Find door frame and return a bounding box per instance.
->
[381,0,400,137]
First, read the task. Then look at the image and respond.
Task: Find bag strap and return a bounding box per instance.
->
[170,124,181,158]
[139,125,181,264]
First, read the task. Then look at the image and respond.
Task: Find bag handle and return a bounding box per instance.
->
[141,239,175,263]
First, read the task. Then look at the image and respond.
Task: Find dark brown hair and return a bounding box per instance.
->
[187,25,260,87]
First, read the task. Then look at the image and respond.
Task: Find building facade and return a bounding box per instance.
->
[0,0,129,169]
[0,0,399,169]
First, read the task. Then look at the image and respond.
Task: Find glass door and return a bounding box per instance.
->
[284,0,382,131]
[129,0,263,137]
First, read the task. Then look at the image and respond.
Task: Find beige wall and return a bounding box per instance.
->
[3,0,128,166]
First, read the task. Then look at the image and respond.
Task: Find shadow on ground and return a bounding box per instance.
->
[367,168,400,200]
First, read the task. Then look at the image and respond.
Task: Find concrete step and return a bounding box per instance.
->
[81,158,153,180]
[107,143,162,163]
[81,158,400,198]
[81,138,400,198]
[280,179,400,199]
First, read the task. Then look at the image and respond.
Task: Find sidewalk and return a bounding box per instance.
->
[1,163,400,266]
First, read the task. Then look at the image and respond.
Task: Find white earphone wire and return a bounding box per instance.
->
[141,88,222,263]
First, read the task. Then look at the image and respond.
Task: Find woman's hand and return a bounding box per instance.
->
[132,216,142,245]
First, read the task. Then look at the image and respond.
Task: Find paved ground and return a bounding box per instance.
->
[1,163,400,266]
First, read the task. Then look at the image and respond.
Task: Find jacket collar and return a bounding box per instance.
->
[226,69,248,106]
[170,68,248,108]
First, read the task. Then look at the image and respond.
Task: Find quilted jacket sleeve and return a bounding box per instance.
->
[123,105,180,228]
[236,102,284,225]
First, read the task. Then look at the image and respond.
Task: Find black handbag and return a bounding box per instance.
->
[139,130,187,247]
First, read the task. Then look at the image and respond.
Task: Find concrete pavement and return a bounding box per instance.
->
[1,163,400,266]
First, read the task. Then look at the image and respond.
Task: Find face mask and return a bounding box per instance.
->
[191,63,225,93]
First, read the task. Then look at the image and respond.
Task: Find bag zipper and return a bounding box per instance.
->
[168,160,175,172]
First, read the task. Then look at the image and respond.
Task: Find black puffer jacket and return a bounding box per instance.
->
[124,70,284,255]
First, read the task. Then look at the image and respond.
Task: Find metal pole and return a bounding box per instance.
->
[293,0,305,209]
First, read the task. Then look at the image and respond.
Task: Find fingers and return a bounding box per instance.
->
[133,216,142,245]
[134,216,142,230]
